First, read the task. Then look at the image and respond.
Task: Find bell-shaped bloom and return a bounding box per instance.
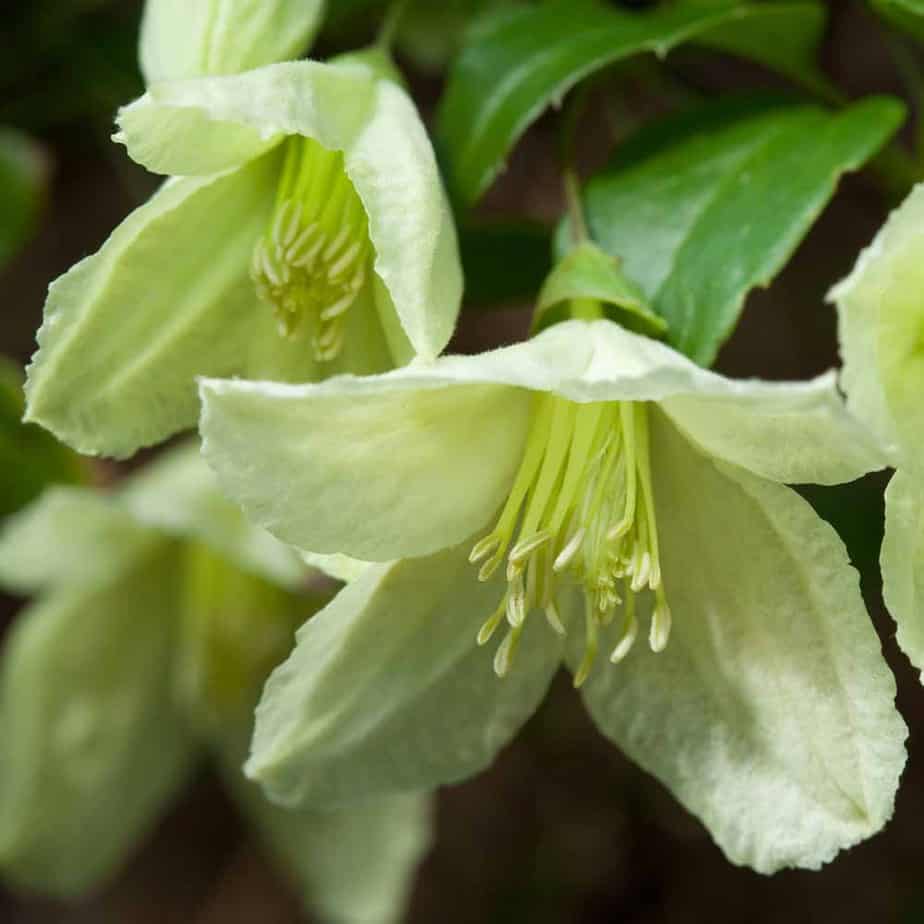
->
[139,0,326,84]
[830,183,924,682]
[0,444,429,922]
[199,319,906,874]
[25,53,461,458]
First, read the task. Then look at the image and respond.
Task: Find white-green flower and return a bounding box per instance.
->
[140,0,326,84]
[0,445,429,923]
[25,51,461,458]
[830,183,924,682]
[199,318,906,874]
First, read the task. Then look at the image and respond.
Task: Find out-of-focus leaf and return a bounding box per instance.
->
[534,240,666,336]
[0,129,45,269]
[871,0,924,43]
[0,551,197,896]
[572,96,903,365]
[0,359,87,518]
[397,0,515,74]
[0,11,142,129]
[459,221,551,305]
[437,0,828,204]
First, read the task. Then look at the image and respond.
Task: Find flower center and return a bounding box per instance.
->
[469,393,671,687]
[251,138,372,362]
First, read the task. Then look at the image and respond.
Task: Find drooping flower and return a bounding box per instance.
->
[0,444,429,922]
[24,50,461,458]
[199,318,906,873]
[830,182,924,681]
[139,0,326,85]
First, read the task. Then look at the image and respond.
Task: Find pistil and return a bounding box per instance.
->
[251,138,372,362]
[469,392,671,686]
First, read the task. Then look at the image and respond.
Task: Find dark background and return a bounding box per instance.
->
[2,1,923,921]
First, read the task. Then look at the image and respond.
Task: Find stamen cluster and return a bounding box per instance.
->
[470,394,671,686]
[251,138,371,361]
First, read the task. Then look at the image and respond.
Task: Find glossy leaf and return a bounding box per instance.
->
[437,0,828,204]
[578,96,903,365]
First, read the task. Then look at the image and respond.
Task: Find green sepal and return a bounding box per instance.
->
[533,241,667,337]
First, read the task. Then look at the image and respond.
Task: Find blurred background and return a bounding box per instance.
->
[2,0,924,921]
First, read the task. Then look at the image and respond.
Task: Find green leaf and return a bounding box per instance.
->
[871,0,924,43]
[534,241,666,336]
[577,96,904,365]
[0,128,45,269]
[0,551,197,895]
[437,0,829,204]
[0,359,86,517]
[694,4,833,98]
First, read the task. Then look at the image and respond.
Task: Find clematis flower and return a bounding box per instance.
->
[830,183,924,682]
[24,49,461,458]
[199,318,906,874]
[0,444,429,922]
[139,0,326,84]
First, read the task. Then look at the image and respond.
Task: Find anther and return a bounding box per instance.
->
[545,601,566,636]
[477,601,506,646]
[494,628,521,677]
[252,139,371,360]
[554,527,585,572]
[649,598,671,652]
[509,531,552,564]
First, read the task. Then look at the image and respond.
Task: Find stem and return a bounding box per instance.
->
[377,0,410,50]
[563,167,590,246]
[886,29,924,164]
